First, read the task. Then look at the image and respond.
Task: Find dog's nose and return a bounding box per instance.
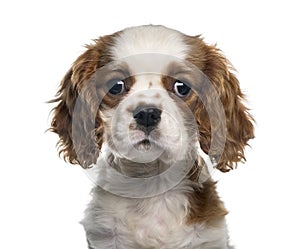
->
[133,107,161,128]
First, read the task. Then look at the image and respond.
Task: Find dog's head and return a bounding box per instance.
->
[50,25,254,173]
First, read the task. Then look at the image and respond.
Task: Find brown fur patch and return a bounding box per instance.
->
[50,32,122,168]
[183,35,255,172]
[186,159,228,225]
[187,180,228,226]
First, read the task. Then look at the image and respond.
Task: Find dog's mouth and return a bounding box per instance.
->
[134,139,151,150]
[129,129,162,152]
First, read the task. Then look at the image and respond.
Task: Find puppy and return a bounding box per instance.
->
[50,25,254,249]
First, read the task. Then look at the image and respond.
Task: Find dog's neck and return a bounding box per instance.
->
[91,146,209,198]
[108,156,171,178]
[105,147,200,178]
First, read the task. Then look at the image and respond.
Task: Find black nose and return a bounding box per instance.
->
[133,107,162,128]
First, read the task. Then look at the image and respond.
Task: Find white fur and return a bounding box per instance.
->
[82,25,233,249]
[111,25,188,60]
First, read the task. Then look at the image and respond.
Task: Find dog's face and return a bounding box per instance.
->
[50,25,254,172]
[102,74,192,164]
[100,54,205,166]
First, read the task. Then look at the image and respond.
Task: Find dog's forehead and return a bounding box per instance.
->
[110,25,188,63]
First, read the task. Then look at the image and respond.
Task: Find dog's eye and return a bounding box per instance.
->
[108,80,125,95]
[173,81,191,97]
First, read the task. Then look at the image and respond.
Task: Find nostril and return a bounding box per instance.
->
[148,108,161,124]
[133,107,161,128]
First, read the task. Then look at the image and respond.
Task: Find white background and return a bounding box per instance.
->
[0,0,299,248]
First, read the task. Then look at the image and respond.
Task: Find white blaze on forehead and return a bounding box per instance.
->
[111,25,188,61]
[130,75,162,91]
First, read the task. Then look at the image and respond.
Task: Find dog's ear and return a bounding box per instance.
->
[49,37,114,168]
[187,37,254,172]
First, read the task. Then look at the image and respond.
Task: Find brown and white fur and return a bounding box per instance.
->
[50,25,254,249]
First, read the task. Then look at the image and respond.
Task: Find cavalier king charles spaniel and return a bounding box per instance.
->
[50,25,254,249]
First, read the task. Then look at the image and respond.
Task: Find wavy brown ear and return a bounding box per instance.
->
[186,36,254,172]
[49,36,115,168]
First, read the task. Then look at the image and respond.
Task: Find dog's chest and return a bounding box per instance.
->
[115,193,193,248]
[85,186,229,248]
